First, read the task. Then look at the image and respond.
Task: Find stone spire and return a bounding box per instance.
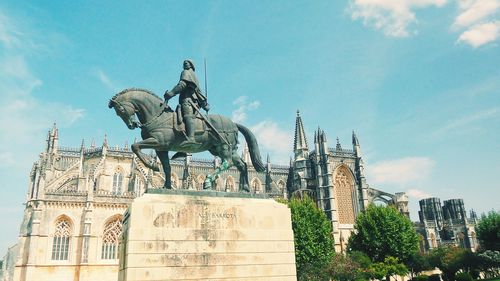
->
[265,154,272,192]
[266,154,271,172]
[46,123,59,154]
[293,110,309,159]
[352,131,364,161]
[336,137,342,150]
[102,134,108,155]
[242,143,251,164]
[79,139,85,177]
[352,130,359,146]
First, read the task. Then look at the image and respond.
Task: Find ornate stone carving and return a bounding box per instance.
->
[334,165,355,224]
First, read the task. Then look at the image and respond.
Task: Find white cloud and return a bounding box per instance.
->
[434,107,499,136]
[0,11,84,169]
[347,0,447,37]
[457,21,500,47]
[407,188,432,199]
[250,120,292,164]
[0,12,21,48]
[367,157,435,185]
[453,0,500,28]
[92,68,121,92]
[453,0,500,47]
[231,96,260,123]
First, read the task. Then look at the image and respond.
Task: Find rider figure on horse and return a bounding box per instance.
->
[164,59,210,146]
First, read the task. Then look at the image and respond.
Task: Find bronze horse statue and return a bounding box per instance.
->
[108,88,265,191]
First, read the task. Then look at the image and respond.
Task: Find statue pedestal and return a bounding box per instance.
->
[118,190,297,281]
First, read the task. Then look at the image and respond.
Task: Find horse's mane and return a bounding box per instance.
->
[111,88,163,102]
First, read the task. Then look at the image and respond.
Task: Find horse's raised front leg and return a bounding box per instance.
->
[156,151,171,189]
[204,160,230,190]
[131,137,161,171]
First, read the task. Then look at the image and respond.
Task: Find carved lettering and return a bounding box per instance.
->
[198,212,236,219]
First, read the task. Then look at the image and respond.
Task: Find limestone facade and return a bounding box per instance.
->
[3,124,288,281]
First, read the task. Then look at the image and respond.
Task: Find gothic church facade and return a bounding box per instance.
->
[415,198,478,253]
[288,112,409,252]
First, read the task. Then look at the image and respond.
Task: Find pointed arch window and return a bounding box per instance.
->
[334,166,356,224]
[277,180,286,192]
[102,217,123,259]
[134,177,144,196]
[52,218,72,260]
[113,172,123,195]
[457,232,466,248]
[251,178,262,194]
[197,175,205,190]
[430,233,438,248]
[171,173,179,189]
[471,231,477,249]
[225,176,235,192]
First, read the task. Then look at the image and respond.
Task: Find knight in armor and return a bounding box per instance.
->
[164,59,210,146]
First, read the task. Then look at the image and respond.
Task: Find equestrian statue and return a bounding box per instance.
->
[108,59,265,192]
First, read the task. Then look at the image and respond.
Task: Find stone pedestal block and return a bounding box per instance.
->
[118,190,297,281]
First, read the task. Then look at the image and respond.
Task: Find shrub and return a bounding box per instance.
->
[413,275,429,281]
[454,272,473,281]
[428,273,441,281]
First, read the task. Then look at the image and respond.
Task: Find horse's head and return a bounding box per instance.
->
[108,97,140,130]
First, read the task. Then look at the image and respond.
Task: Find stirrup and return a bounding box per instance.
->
[179,138,199,147]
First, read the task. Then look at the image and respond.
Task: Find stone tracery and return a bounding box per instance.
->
[52,217,72,260]
[102,216,123,260]
[334,165,355,224]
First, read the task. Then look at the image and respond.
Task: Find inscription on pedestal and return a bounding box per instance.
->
[119,193,297,281]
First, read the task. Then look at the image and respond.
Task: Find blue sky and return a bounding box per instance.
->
[0,1,499,254]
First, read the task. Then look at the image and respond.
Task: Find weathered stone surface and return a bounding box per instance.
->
[118,192,297,281]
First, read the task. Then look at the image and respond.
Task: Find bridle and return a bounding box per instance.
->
[109,98,166,129]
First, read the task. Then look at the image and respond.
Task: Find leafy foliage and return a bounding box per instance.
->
[427,274,441,281]
[477,250,500,278]
[412,275,429,281]
[428,246,479,281]
[368,256,409,281]
[288,195,334,281]
[455,272,474,281]
[348,204,419,263]
[328,254,362,281]
[477,210,500,251]
[407,252,432,278]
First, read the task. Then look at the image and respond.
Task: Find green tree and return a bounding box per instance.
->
[477,210,500,251]
[406,252,432,278]
[288,195,334,281]
[328,254,361,281]
[428,246,467,281]
[348,204,419,263]
[477,250,500,278]
[368,256,409,281]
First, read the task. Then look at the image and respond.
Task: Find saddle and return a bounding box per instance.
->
[173,105,206,134]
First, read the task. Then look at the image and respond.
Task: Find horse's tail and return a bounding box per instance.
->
[236,123,265,172]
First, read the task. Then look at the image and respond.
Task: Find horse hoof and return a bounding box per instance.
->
[239,185,250,193]
[162,185,172,189]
